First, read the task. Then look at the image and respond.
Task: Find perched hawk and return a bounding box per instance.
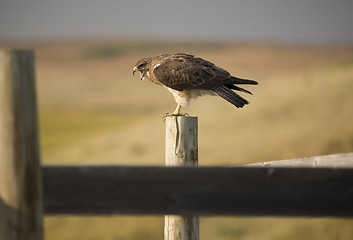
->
[132,53,258,115]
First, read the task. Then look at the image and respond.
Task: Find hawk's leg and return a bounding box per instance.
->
[172,104,182,115]
[163,104,188,119]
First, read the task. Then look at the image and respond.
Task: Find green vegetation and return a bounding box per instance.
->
[82,41,226,59]
[40,110,131,151]
[34,41,353,239]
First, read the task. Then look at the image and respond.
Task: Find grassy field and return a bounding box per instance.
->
[4,40,353,239]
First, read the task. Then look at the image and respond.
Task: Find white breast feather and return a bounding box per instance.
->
[166,87,214,106]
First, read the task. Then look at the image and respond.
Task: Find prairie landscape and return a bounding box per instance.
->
[4,40,353,239]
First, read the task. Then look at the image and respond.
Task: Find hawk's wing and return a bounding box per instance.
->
[152,54,231,91]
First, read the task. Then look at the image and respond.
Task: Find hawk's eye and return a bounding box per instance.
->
[137,63,146,70]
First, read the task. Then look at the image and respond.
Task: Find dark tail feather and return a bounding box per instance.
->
[213,85,249,108]
[227,85,253,95]
[229,76,258,85]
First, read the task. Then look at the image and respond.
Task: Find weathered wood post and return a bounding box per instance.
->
[165,116,199,240]
[0,50,43,240]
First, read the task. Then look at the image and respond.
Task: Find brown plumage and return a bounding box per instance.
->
[132,53,258,115]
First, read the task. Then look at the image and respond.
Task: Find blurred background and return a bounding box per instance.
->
[1,0,353,239]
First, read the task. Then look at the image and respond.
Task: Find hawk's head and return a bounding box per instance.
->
[133,57,151,80]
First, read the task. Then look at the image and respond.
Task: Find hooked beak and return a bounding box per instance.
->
[132,66,146,80]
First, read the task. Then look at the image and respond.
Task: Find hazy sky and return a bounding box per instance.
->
[1,0,353,43]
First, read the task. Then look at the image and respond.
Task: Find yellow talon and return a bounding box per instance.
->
[163,105,188,120]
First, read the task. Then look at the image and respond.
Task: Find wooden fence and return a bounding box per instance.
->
[0,49,43,240]
[1,49,353,240]
[43,162,353,217]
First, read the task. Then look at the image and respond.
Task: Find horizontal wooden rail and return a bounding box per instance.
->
[43,166,353,217]
[246,152,353,168]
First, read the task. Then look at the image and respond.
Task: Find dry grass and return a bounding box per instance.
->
[3,39,353,239]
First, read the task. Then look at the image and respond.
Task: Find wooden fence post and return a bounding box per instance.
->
[165,116,199,240]
[0,50,43,240]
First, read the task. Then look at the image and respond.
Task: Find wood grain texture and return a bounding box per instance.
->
[165,116,198,166]
[165,116,199,240]
[42,166,353,217]
[0,50,43,240]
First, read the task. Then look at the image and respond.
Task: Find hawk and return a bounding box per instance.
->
[132,53,258,115]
